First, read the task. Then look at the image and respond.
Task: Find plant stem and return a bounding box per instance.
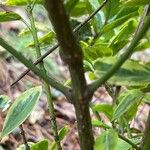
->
[45,0,94,149]
[19,125,30,150]
[27,6,61,150]
[89,14,150,94]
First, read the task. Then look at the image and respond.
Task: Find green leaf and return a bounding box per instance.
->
[64,78,71,86]
[116,137,140,150]
[81,40,113,61]
[19,22,49,37]
[124,0,150,6]
[65,0,79,13]
[120,94,142,122]
[31,139,49,150]
[94,129,118,150]
[115,6,138,19]
[104,0,120,20]
[84,60,94,72]
[92,120,111,129]
[143,93,150,104]
[124,101,140,121]
[50,126,69,150]
[0,86,42,139]
[4,0,44,6]
[91,104,113,120]
[112,89,143,121]
[116,138,131,150]
[134,39,150,51]
[110,40,129,55]
[94,57,150,86]
[19,28,31,37]
[0,12,22,22]
[0,95,11,111]
[69,1,87,17]
[109,19,137,54]
[88,72,97,80]
[28,31,55,48]
[101,12,138,33]
[58,126,69,141]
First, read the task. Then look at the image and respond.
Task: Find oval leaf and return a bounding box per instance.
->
[50,126,69,150]
[58,126,69,141]
[27,31,55,48]
[116,137,140,150]
[0,12,22,22]
[109,19,137,54]
[31,139,49,150]
[68,1,87,17]
[94,57,150,87]
[91,104,113,120]
[112,89,143,121]
[0,86,42,139]
[101,12,138,33]
[94,129,118,150]
[92,120,111,129]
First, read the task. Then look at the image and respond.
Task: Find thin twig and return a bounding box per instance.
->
[11,0,109,87]
[135,5,149,36]
[19,125,30,150]
[27,5,61,149]
[73,0,109,33]
[11,45,58,87]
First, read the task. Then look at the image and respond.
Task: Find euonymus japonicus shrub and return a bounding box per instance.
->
[0,0,150,150]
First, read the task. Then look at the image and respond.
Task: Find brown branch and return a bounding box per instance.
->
[11,0,109,87]
[45,0,95,149]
